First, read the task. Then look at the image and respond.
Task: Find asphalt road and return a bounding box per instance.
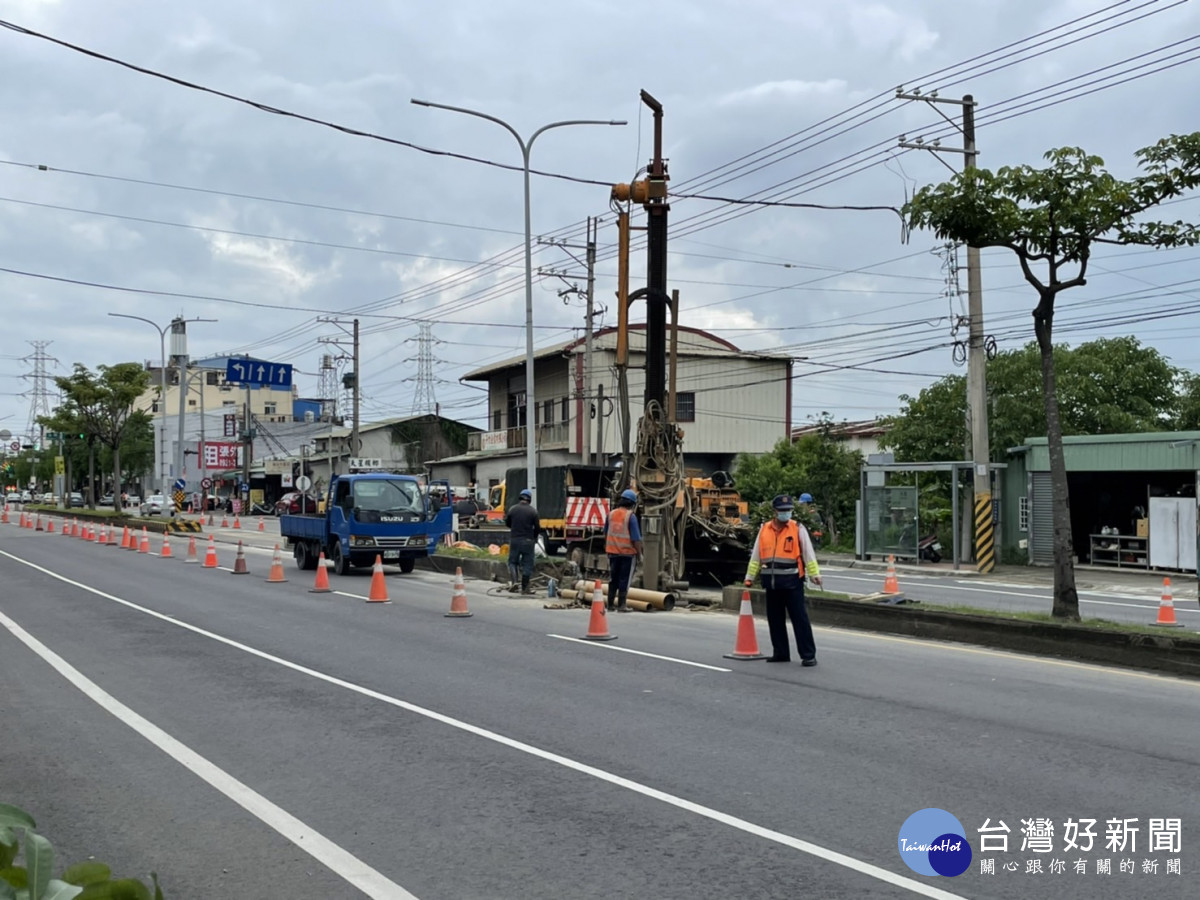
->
[2,518,1199,899]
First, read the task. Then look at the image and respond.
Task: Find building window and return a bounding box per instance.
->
[188,399,197,407]
[493,409,502,431]
[561,397,569,423]
[222,401,236,408]
[507,392,526,429]
[1018,496,1029,533]
[543,399,554,425]
[151,402,159,414]
[676,392,696,422]
[264,403,277,416]
[206,371,220,385]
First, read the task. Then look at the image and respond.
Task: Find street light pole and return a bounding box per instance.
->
[108,313,168,499]
[411,98,624,506]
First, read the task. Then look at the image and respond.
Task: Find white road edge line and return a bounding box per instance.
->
[547,634,733,671]
[0,608,416,900]
[0,550,967,900]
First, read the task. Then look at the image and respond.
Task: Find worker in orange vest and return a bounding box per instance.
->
[604,489,644,612]
[744,494,822,666]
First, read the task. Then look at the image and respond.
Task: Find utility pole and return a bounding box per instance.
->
[897,89,994,573]
[317,317,363,466]
[539,216,601,465]
[170,318,188,502]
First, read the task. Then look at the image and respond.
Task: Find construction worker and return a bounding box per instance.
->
[604,489,644,612]
[505,488,540,595]
[744,494,822,666]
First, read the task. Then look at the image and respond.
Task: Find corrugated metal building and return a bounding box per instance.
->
[1003,432,1200,571]
[431,325,791,490]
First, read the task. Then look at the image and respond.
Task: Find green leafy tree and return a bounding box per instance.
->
[46,363,151,512]
[904,135,1200,620]
[884,337,1179,462]
[734,415,863,545]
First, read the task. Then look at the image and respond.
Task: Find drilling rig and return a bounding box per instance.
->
[607,91,753,593]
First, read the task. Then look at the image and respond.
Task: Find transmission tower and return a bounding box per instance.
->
[22,341,57,448]
[317,352,341,422]
[404,323,442,416]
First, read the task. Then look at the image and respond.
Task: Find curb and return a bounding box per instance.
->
[721,586,1200,680]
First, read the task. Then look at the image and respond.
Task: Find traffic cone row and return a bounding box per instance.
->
[366,554,390,603]
[724,590,765,660]
[446,566,471,617]
[883,554,900,594]
[583,579,616,641]
[1155,577,1182,627]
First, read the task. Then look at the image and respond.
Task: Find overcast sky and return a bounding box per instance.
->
[2,0,1200,447]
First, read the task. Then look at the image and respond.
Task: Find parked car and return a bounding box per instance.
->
[100,493,115,506]
[274,491,318,516]
[140,494,166,516]
[5,491,21,504]
[20,490,32,503]
[68,492,84,508]
[124,494,141,507]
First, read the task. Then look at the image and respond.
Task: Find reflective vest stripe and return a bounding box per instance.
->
[606,507,636,555]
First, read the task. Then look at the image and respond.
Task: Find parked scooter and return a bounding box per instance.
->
[898,524,943,563]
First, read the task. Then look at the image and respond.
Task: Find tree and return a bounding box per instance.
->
[47,363,151,512]
[734,415,863,545]
[883,337,1179,462]
[904,135,1200,619]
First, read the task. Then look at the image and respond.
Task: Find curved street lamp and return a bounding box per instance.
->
[411,98,625,505]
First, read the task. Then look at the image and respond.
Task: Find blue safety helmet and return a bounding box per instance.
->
[772,494,795,511]
[620,489,638,504]
[519,489,532,500]
[799,492,814,504]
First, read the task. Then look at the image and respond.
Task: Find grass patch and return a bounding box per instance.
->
[436,545,503,561]
[916,601,1191,637]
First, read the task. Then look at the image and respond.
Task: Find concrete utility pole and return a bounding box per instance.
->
[171,318,188,501]
[352,318,360,460]
[897,89,994,573]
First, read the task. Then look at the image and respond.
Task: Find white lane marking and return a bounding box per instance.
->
[0,609,416,900]
[547,634,733,672]
[2,550,966,900]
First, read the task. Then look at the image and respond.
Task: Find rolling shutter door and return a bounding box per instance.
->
[1029,471,1054,565]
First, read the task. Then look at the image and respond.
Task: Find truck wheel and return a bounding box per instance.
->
[331,544,352,576]
[294,542,317,571]
[399,558,415,574]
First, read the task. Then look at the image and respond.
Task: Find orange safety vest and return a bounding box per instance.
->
[606,507,636,556]
[758,520,803,580]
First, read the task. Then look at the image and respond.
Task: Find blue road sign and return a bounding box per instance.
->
[225,358,293,389]
[174,478,186,491]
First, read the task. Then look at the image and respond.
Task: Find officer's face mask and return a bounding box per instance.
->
[776,511,792,522]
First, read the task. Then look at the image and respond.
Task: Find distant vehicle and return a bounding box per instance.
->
[41,492,55,503]
[124,494,141,507]
[20,490,32,503]
[68,492,84,508]
[140,494,166,516]
[100,493,115,506]
[6,491,21,504]
[274,492,317,516]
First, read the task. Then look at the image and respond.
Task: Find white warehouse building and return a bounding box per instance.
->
[431,325,792,489]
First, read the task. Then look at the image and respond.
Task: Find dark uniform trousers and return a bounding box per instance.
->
[764,578,816,662]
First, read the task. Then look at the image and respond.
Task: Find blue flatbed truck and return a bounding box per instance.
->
[280,472,453,576]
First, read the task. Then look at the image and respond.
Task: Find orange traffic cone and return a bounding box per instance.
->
[108,525,119,546]
[883,554,901,594]
[183,534,199,563]
[233,515,241,530]
[1155,577,1183,627]
[0,505,7,524]
[161,532,173,558]
[90,523,100,543]
[583,579,616,641]
[446,566,472,617]
[257,517,265,532]
[724,589,766,660]
[266,544,287,583]
[310,551,332,593]
[231,540,249,575]
[34,514,43,531]
[138,527,151,554]
[45,517,55,533]
[202,536,219,568]
[207,512,215,526]
[221,514,229,528]
[366,554,390,603]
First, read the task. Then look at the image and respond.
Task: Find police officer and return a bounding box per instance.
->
[505,488,540,595]
[604,489,643,612]
[744,494,822,666]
